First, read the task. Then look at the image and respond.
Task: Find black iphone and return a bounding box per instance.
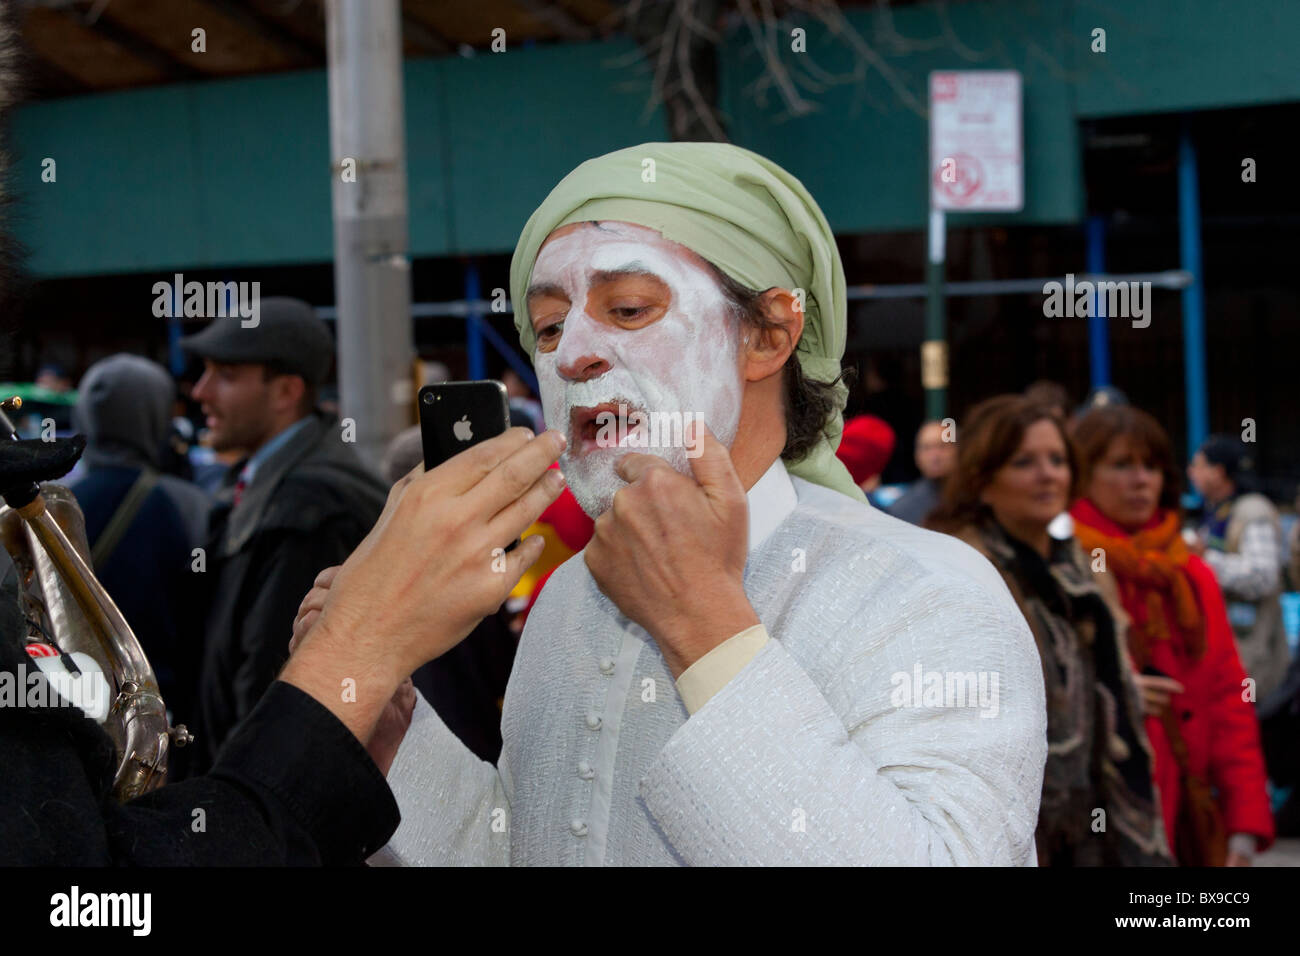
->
[418,379,512,471]
[418,379,519,550]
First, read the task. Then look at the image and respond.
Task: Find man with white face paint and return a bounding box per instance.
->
[528,220,747,516]
[366,142,1047,866]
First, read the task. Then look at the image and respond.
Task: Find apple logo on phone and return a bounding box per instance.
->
[453,415,473,442]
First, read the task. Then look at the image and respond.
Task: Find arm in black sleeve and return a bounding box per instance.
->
[2,636,399,866]
[114,680,400,865]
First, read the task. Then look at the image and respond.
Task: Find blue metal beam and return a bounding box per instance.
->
[1178,122,1209,456]
[464,262,486,381]
[473,317,539,395]
[1085,215,1110,388]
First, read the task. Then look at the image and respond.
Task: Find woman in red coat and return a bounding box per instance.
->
[1069,405,1274,865]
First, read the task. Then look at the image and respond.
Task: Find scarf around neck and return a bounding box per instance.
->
[1070,498,1206,663]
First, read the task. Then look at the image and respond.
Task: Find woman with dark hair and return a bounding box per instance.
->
[928,395,1169,865]
[1070,405,1274,865]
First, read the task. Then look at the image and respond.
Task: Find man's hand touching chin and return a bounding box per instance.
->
[584,421,760,678]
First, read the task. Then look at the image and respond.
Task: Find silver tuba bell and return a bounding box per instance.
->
[0,396,191,801]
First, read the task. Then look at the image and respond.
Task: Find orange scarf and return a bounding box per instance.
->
[1071,501,1206,664]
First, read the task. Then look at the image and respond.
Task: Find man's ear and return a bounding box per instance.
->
[269,373,307,416]
[743,288,804,383]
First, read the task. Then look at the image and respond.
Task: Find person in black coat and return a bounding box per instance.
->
[177,300,389,774]
[1,424,567,865]
[0,557,397,865]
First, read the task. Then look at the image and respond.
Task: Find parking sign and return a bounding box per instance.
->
[929,71,1023,211]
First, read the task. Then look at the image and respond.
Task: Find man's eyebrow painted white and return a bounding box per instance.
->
[527,266,666,304]
[589,266,665,286]
[525,281,567,302]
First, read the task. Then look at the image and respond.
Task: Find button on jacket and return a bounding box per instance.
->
[373,459,1047,866]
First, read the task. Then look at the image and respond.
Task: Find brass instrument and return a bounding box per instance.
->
[0,396,191,801]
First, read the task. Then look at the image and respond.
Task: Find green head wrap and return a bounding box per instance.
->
[509,141,863,503]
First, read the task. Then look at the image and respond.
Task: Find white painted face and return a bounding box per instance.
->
[527,221,746,517]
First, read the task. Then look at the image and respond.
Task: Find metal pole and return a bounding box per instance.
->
[465,262,486,380]
[1085,215,1110,388]
[923,208,947,419]
[1178,121,1209,457]
[325,0,415,469]
[844,269,1191,300]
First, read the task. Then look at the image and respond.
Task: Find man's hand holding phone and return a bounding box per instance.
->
[280,427,567,752]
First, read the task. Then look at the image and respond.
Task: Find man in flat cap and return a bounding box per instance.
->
[328,142,1047,865]
[181,297,387,773]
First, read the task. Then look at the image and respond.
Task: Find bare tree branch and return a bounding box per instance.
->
[674,0,728,140]
[607,0,1073,136]
[737,0,814,118]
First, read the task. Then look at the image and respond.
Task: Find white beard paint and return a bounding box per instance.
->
[529,222,745,517]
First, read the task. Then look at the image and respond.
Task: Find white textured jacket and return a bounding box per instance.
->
[371,459,1046,866]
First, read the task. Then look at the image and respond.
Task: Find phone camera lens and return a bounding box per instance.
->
[422,392,435,405]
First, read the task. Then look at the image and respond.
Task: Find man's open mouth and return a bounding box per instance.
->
[570,401,642,453]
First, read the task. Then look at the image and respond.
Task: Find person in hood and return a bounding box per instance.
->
[179,297,388,774]
[70,354,212,727]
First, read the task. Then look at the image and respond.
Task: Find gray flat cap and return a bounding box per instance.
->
[179,296,334,384]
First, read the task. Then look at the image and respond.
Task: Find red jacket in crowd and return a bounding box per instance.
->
[1071,498,1274,858]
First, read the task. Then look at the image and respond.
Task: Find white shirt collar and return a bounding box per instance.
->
[746,457,797,554]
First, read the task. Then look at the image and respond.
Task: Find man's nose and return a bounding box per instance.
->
[557,353,611,382]
[553,312,612,382]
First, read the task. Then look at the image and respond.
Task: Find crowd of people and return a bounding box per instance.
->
[3,140,1297,867]
[833,390,1298,864]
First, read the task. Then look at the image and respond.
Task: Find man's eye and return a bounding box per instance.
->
[612,306,648,320]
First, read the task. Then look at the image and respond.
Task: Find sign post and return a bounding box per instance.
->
[924,209,947,421]
[927,70,1024,418]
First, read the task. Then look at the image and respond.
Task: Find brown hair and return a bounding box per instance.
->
[1023,380,1070,414]
[925,395,1078,534]
[1070,404,1181,510]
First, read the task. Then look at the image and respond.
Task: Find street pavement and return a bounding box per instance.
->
[1257,837,1299,866]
